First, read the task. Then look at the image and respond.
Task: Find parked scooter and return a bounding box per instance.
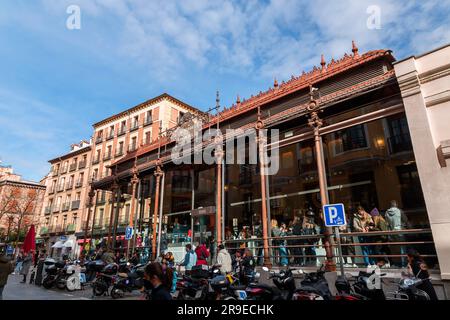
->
[110,263,146,299]
[92,262,122,296]
[65,260,87,292]
[42,258,67,290]
[389,274,434,300]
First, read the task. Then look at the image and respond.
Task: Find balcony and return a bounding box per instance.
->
[103,153,112,161]
[75,180,83,188]
[92,157,100,165]
[118,128,126,136]
[78,161,86,169]
[60,167,68,174]
[44,206,52,215]
[106,132,114,140]
[69,163,77,172]
[66,224,76,233]
[115,150,124,158]
[53,205,61,213]
[57,184,65,192]
[62,202,70,212]
[96,196,106,205]
[130,122,139,132]
[48,186,55,194]
[128,145,137,153]
[66,181,73,190]
[71,200,81,210]
[52,170,59,177]
[95,136,103,144]
[144,117,153,126]
[40,226,49,235]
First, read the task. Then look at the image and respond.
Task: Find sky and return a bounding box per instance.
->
[0,0,449,182]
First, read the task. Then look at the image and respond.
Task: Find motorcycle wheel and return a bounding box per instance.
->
[66,276,77,292]
[56,279,66,290]
[42,278,53,289]
[110,286,124,299]
[92,281,107,296]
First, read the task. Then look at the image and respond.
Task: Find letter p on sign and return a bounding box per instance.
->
[323,203,346,227]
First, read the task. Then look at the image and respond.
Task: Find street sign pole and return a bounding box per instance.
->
[334,227,345,277]
[323,203,347,277]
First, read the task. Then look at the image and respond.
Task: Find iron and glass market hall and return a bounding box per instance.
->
[88,43,438,277]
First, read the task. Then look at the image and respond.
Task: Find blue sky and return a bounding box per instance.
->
[0,0,449,182]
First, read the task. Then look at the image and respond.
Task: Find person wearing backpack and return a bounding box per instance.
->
[195,241,210,266]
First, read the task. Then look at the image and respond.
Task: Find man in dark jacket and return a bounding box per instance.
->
[0,253,15,300]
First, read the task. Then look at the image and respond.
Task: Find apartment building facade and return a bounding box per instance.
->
[82,93,203,248]
[39,140,92,257]
[0,165,45,244]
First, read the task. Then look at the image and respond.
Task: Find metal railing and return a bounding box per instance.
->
[71,200,81,210]
[144,117,153,126]
[128,144,137,152]
[69,163,77,172]
[66,181,73,190]
[52,205,61,213]
[60,167,68,174]
[92,157,100,165]
[78,161,86,169]
[95,136,103,144]
[106,133,114,141]
[118,128,126,136]
[224,228,437,269]
[130,122,139,131]
[57,184,65,192]
[103,153,112,161]
[44,206,52,215]
[75,180,83,188]
[66,224,76,232]
[48,186,55,194]
[62,202,70,212]
[115,150,124,157]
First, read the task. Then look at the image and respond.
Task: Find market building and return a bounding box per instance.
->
[87,41,446,279]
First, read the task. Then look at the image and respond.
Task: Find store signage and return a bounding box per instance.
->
[191,206,215,217]
[323,203,346,227]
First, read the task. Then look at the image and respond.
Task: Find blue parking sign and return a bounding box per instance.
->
[125,226,133,240]
[323,203,346,227]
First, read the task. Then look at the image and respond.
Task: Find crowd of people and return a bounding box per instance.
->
[223,200,415,268]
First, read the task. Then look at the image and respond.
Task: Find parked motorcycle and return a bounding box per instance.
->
[42,258,67,290]
[389,275,434,300]
[92,262,121,296]
[110,263,146,299]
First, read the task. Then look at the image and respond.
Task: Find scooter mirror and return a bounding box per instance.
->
[262,267,269,272]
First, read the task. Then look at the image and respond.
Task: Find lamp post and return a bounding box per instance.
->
[152,162,163,260]
[307,84,335,271]
[256,106,272,267]
[83,178,96,251]
[126,163,139,259]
